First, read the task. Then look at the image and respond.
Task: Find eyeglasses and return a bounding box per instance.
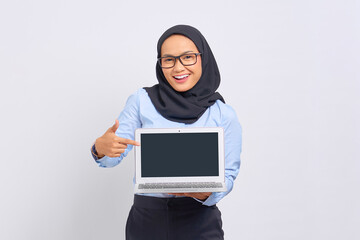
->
[158,53,202,69]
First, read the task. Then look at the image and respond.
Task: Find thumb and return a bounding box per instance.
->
[108,119,119,133]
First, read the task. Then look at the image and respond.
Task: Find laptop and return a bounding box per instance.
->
[134,127,227,193]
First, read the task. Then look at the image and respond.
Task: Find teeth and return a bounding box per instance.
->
[174,75,189,79]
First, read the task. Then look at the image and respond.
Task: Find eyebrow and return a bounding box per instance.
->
[162,51,194,57]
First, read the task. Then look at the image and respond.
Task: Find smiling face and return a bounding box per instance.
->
[160,34,202,92]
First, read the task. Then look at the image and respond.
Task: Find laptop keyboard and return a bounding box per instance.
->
[138,182,223,189]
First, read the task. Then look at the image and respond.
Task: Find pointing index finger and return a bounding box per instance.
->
[117,137,140,146]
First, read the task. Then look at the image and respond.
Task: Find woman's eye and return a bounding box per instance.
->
[164,58,174,62]
[182,55,194,61]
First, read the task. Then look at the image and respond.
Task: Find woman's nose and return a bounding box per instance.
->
[173,58,185,72]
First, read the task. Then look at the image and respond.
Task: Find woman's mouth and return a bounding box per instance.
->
[173,74,189,83]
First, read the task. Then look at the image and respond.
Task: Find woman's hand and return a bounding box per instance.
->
[95,120,140,158]
[168,192,212,201]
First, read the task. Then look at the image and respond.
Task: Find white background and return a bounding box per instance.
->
[0,0,359,239]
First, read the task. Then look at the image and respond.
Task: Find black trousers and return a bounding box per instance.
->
[126,195,224,240]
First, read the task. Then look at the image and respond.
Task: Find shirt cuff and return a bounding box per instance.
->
[91,144,100,161]
[192,192,218,206]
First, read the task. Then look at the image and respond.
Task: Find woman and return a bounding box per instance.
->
[91,25,242,240]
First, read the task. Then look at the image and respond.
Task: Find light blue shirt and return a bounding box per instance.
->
[94,88,242,206]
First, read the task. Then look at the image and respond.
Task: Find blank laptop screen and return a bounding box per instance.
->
[141,132,219,177]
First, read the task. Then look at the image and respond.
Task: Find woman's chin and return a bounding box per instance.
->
[169,81,196,92]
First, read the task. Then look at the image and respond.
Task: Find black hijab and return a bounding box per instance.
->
[144,25,225,124]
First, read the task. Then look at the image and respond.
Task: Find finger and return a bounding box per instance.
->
[108,119,119,133]
[184,192,211,200]
[106,142,127,151]
[183,193,196,198]
[116,137,140,146]
[112,142,128,149]
[168,193,185,196]
[107,149,126,157]
[111,148,126,154]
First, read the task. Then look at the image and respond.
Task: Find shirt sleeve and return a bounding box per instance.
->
[201,104,242,206]
[93,89,142,168]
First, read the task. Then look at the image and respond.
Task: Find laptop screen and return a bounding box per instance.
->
[141,132,219,177]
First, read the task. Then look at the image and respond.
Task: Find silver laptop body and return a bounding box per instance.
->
[134,127,227,193]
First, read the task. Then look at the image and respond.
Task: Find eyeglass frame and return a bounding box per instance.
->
[157,53,202,69]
